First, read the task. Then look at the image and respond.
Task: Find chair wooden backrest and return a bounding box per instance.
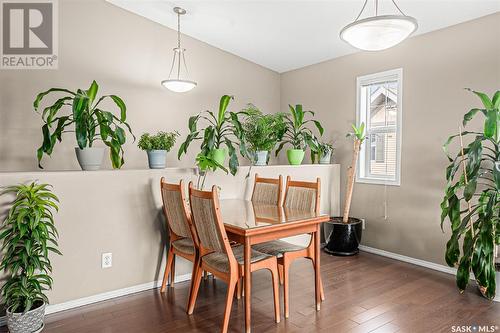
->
[251,174,283,206]
[283,176,321,214]
[188,184,236,264]
[160,178,194,242]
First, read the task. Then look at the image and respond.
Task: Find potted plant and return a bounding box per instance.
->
[324,123,365,256]
[440,89,499,300]
[0,182,61,333]
[241,104,286,166]
[138,131,179,169]
[275,104,324,165]
[310,139,334,164]
[34,80,134,171]
[178,95,248,175]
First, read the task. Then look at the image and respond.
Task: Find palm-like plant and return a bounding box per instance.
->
[275,104,324,155]
[441,89,500,300]
[34,80,134,169]
[0,182,61,313]
[178,95,248,175]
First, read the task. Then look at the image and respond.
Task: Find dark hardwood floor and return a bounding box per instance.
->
[3,251,499,333]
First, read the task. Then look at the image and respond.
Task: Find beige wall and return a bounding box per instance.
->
[0,0,280,172]
[280,13,500,265]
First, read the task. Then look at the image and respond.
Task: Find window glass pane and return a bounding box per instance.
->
[368,81,398,128]
[368,131,396,177]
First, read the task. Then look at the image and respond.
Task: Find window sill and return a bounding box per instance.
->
[355,177,400,186]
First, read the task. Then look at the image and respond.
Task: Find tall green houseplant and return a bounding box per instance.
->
[441,89,500,300]
[0,182,61,332]
[34,80,134,169]
[178,95,248,176]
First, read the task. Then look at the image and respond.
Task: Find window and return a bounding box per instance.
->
[356,68,402,186]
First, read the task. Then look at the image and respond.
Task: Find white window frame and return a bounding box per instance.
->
[355,68,403,186]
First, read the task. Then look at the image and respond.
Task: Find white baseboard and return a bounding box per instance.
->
[0,273,192,327]
[359,245,500,303]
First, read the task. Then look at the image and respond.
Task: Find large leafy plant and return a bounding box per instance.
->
[441,89,500,300]
[178,95,248,175]
[275,104,324,156]
[0,182,61,313]
[34,80,134,169]
[242,104,286,152]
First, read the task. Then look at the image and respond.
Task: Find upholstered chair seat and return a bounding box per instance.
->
[171,237,195,255]
[202,245,271,273]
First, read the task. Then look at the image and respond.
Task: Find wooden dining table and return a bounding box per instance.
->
[219,199,330,333]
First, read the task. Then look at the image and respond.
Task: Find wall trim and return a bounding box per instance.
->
[0,273,192,327]
[359,245,499,303]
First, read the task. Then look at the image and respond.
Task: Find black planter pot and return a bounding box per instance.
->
[323,217,363,256]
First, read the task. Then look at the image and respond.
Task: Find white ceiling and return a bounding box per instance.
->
[107,0,499,73]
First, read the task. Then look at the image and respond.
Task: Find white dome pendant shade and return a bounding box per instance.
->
[161,7,197,93]
[340,0,418,51]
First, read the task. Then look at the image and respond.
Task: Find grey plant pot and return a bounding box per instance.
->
[75,147,105,171]
[7,302,45,333]
[319,151,332,164]
[147,150,167,169]
[254,151,268,166]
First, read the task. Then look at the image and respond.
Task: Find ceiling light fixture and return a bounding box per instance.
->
[340,0,418,51]
[161,7,197,93]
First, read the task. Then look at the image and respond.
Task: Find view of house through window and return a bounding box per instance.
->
[357,69,402,185]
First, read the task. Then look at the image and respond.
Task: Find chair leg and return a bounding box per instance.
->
[185,255,199,311]
[160,246,174,293]
[187,259,203,315]
[278,264,284,285]
[236,278,242,300]
[320,275,325,301]
[269,262,281,323]
[283,258,291,319]
[204,270,208,280]
[170,254,176,286]
[221,279,237,333]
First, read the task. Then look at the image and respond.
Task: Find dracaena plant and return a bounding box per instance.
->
[441,89,500,300]
[177,95,248,175]
[34,80,134,169]
[0,182,61,313]
[275,104,324,156]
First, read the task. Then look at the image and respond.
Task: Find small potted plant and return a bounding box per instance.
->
[276,104,323,165]
[1,182,61,333]
[310,138,334,164]
[241,104,286,166]
[138,131,179,169]
[178,95,248,175]
[324,123,365,256]
[34,80,134,171]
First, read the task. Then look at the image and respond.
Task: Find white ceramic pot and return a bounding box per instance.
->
[6,302,45,333]
[319,151,332,164]
[254,151,268,166]
[75,147,105,171]
[147,150,167,169]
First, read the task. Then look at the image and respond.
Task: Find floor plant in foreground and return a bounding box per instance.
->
[441,89,500,300]
[0,182,61,332]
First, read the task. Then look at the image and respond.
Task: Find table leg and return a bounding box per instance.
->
[314,226,321,311]
[244,237,252,332]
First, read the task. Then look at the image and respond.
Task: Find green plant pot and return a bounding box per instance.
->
[287,149,305,165]
[211,148,227,166]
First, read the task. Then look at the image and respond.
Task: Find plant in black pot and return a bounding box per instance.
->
[0,182,61,333]
[324,123,365,256]
[241,104,286,166]
[138,131,179,169]
[34,80,134,171]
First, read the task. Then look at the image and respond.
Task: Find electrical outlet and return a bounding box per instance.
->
[102,253,112,268]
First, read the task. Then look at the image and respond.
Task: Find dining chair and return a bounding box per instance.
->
[187,183,281,333]
[159,178,198,296]
[252,176,325,318]
[251,174,283,205]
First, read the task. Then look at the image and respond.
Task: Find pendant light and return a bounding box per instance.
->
[161,7,197,93]
[340,0,418,51]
